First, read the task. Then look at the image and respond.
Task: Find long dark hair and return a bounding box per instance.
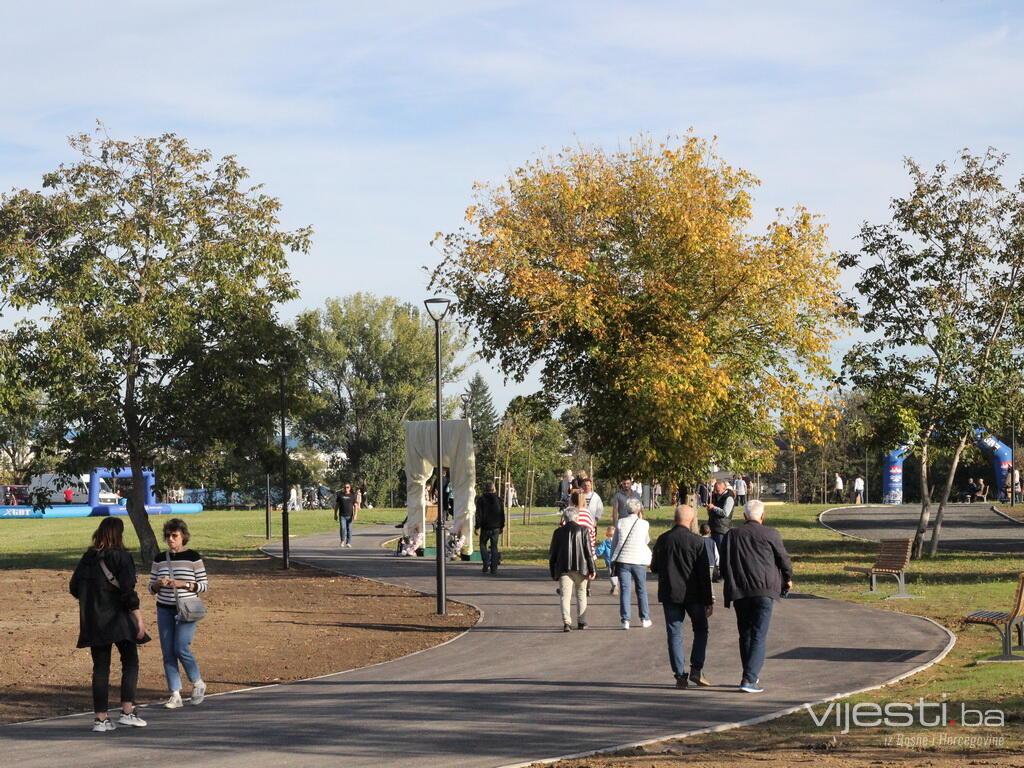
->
[91,517,126,551]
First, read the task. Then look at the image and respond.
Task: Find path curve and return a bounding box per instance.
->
[4,525,953,768]
[820,503,1024,554]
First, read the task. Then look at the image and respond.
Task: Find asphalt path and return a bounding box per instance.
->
[4,525,953,767]
[820,504,1024,553]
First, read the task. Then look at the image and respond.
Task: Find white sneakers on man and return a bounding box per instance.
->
[620,620,630,630]
[641,618,654,629]
[164,691,183,709]
[92,718,116,732]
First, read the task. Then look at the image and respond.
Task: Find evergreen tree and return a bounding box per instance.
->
[463,372,498,480]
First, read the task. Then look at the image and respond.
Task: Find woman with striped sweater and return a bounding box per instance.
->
[149,518,209,708]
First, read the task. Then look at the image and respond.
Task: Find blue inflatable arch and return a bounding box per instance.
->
[89,467,156,507]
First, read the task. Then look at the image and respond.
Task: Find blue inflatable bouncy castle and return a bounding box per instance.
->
[1,467,202,519]
[880,429,1013,504]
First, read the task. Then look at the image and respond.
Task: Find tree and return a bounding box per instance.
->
[841,149,1024,557]
[296,293,469,505]
[431,135,846,482]
[0,128,309,561]
[462,372,498,478]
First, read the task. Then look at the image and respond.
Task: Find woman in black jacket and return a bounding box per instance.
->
[69,517,149,732]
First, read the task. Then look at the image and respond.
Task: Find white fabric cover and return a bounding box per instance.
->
[404,419,477,554]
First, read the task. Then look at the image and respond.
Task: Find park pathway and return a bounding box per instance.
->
[820,503,1024,553]
[4,525,952,768]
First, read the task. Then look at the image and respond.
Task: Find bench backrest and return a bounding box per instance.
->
[874,538,913,570]
[1009,574,1024,622]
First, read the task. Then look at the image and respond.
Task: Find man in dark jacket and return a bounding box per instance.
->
[475,482,505,575]
[651,505,714,689]
[721,499,793,694]
[548,507,598,632]
[706,479,735,551]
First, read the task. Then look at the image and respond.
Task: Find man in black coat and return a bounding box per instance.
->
[475,482,505,574]
[651,504,714,689]
[721,499,793,694]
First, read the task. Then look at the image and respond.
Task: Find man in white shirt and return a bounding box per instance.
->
[583,477,604,522]
[833,473,845,503]
[853,476,865,505]
[733,475,748,506]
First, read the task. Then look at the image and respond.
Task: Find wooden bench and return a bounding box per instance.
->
[844,538,913,598]
[965,573,1024,660]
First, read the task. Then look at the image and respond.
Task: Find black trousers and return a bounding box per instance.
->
[90,640,139,713]
[479,527,501,572]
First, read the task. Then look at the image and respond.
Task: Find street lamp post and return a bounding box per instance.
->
[425,296,453,615]
[280,369,290,569]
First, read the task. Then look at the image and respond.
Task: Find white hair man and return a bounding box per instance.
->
[548,504,598,632]
[720,499,794,694]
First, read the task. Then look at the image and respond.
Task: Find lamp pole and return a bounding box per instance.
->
[280,369,290,569]
[425,297,453,615]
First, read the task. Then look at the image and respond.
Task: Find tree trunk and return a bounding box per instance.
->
[124,369,159,565]
[911,443,931,559]
[928,431,970,557]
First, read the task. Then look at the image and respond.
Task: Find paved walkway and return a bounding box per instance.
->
[820,504,1024,553]
[4,525,952,767]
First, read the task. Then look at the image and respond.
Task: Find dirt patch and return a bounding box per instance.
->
[0,556,477,723]
[992,504,1024,523]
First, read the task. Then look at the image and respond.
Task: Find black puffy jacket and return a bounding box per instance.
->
[69,548,141,648]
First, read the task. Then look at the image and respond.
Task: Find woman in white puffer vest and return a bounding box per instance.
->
[611,497,652,629]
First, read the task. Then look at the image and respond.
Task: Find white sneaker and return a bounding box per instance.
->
[117,710,147,727]
[641,618,654,629]
[164,691,183,709]
[191,680,206,705]
[92,718,116,732]
[621,620,630,630]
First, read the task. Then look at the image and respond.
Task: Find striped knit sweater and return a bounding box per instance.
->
[148,549,209,607]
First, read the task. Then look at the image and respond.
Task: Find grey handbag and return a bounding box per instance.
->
[166,550,207,623]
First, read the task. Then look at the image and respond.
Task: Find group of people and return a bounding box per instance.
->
[831,473,866,504]
[70,517,209,732]
[546,475,793,693]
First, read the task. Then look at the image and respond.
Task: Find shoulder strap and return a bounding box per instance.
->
[97,552,119,589]
[611,517,640,562]
[167,550,182,613]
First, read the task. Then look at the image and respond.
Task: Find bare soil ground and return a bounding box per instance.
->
[0,556,477,723]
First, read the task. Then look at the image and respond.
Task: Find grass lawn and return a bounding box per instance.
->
[0,506,407,570]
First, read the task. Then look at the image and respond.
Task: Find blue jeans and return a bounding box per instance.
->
[663,602,709,680]
[479,528,500,572]
[617,563,650,623]
[339,515,352,544]
[734,596,774,685]
[157,605,202,692]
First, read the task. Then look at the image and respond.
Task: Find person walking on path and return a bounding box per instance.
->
[334,482,359,547]
[612,497,653,630]
[548,506,598,632]
[70,517,149,732]
[475,482,505,575]
[733,476,747,507]
[853,475,865,505]
[832,473,845,503]
[721,500,793,694]
[149,518,209,709]
[651,505,714,689]
[583,477,604,523]
[705,480,735,552]
[610,476,640,524]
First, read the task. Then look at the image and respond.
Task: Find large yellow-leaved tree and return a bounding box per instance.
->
[431,135,846,481]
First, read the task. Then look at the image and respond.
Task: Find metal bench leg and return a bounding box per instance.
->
[1014,621,1024,652]
[887,572,914,599]
[868,573,876,593]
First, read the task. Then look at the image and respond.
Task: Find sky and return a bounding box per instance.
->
[2,1,1023,410]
